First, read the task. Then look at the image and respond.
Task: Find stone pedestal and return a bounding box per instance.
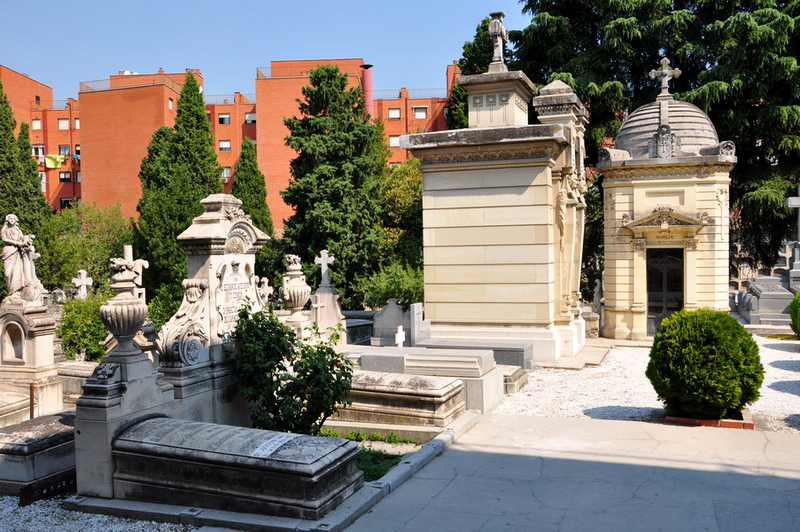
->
[0,303,62,426]
[401,75,588,366]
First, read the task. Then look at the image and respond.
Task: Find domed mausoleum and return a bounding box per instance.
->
[598,58,736,339]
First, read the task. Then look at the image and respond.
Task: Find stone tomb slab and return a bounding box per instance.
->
[0,410,76,500]
[111,417,362,520]
[416,338,535,370]
[346,346,503,414]
[336,371,466,427]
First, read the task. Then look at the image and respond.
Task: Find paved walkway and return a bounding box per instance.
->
[349,414,800,531]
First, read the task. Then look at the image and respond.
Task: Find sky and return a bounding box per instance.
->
[2,0,532,100]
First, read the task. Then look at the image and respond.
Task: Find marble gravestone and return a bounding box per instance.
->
[0,214,62,427]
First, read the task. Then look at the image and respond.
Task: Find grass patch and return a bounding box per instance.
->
[357,449,404,481]
[765,334,800,340]
[320,428,418,445]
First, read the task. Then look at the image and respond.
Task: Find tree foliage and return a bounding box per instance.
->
[511,0,800,268]
[282,65,387,307]
[57,290,110,362]
[37,202,132,290]
[234,303,353,435]
[230,137,281,283]
[135,72,222,310]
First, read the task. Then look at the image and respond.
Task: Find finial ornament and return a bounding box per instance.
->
[488,11,509,72]
[649,58,681,96]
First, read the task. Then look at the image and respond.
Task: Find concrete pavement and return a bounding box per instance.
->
[348,414,800,531]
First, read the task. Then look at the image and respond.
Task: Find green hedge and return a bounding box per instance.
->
[645,309,764,419]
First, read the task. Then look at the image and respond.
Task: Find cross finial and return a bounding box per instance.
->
[71,269,93,299]
[315,249,335,288]
[649,58,681,96]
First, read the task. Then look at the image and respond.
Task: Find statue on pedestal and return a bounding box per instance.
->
[489,11,509,67]
[1,214,45,304]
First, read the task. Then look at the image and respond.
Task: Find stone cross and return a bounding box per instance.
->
[315,249,335,288]
[71,269,93,299]
[394,325,406,348]
[649,58,681,95]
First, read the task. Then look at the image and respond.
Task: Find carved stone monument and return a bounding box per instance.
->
[309,249,347,339]
[488,11,509,73]
[155,194,269,425]
[400,47,588,366]
[599,58,735,338]
[0,214,61,426]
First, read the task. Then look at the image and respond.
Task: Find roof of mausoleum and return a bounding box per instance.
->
[615,98,719,158]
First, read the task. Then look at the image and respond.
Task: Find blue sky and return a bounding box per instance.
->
[2,1,531,99]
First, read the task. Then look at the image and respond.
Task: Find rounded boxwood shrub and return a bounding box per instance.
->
[645,309,764,419]
[790,292,800,335]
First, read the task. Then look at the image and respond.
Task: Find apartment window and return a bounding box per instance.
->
[413,107,428,120]
[32,144,45,157]
[59,171,71,182]
[58,118,69,130]
[218,113,231,125]
[38,171,46,192]
[245,113,256,124]
[221,167,232,180]
[74,118,80,130]
[32,118,41,130]
[58,145,70,156]
[219,140,231,152]
[60,198,72,210]
[168,98,174,110]
[35,95,41,106]
[75,171,81,183]
[388,108,401,120]
[74,144,80,156]
[389,135,400,148]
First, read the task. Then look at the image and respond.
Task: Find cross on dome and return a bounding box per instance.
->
[649,58,681,96]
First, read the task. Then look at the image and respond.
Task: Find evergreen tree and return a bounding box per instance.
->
[230,137,281,283]
[282,65,387,307]
[14,121,52,236]
[0,80,23,223]
[135,73,222,313]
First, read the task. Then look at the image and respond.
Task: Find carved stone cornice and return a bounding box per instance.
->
[602,163,734,181]
[416,146,561,165]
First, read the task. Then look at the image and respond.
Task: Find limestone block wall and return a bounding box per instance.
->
[423,165,556,326]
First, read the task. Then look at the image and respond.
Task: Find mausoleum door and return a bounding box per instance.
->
[646,248,684,335]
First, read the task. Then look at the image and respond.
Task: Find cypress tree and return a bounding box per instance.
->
[135,72,223,315]
[14,121,52,236]
[282,65,387,307]
[230,137,280,282]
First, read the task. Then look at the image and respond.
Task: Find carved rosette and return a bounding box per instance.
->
[156,279,209,368]
[280,254,311,324]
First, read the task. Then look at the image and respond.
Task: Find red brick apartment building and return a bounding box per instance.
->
[0,59,456,230]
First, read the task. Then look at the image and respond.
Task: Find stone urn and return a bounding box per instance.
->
[280,254,311,326]
[100,258,148,355]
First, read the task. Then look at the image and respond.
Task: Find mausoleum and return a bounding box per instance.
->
[598,58,736,339]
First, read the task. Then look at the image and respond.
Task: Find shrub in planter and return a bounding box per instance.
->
[645,309,764,419]
[790,292,800,335]
[233,303,353,436]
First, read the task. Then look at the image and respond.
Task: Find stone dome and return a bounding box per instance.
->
[615,97,719,158]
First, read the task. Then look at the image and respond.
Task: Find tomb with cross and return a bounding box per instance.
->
[71,269,93,299]
[309,249,346,340]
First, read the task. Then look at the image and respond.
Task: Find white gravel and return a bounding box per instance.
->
[496,334,800,433]
[0,495,195,531]
[2,334,798,529]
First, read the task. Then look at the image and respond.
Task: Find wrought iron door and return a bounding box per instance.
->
[646,248,684,335]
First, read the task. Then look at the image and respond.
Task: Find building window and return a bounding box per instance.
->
[32,119,41,130]
[58,145,70,157]
[219,140,231,152]
[218,113,231,125]
[75,144,80,156]
[221,167,232,181]
[60,198,72,210]
[32,144,45,158]
[75,171,81,183]
[35,95,41,106]
[245,113,256,124]
[74,118,80,130]
[59,171,71,182]
[413,107,428,120]
[389,136,400,148]
[168,98,173,110]
[388,108,401,120]
[58,118,69,130]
